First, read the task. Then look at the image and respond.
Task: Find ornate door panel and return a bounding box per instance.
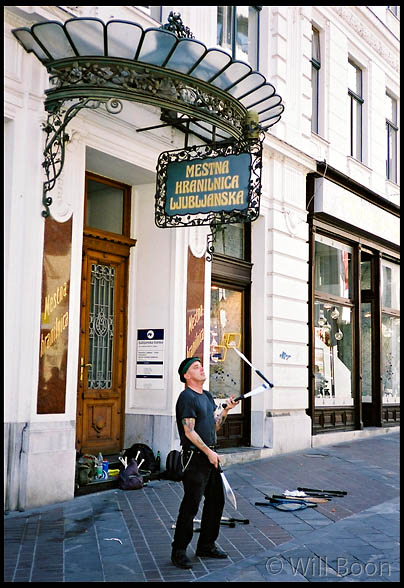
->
[76,240,128,454]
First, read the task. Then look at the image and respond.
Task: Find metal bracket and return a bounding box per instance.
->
[206,224,219,263]
[41,97,123,217]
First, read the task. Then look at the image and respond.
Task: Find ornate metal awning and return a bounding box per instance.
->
[12,12,284,217]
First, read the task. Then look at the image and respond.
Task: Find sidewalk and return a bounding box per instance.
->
[4,430,399,582]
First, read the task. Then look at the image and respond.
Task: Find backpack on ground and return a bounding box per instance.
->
[123,443,158,474]
[76,454,97,486]
[118,458,143,491]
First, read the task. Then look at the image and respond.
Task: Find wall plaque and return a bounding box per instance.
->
[37,217,72,414]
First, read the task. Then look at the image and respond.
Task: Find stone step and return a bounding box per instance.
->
[217,446,273,467]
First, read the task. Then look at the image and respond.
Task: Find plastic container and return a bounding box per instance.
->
[97,453,103,479]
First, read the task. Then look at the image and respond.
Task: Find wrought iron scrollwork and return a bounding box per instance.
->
[160,11,195,38]
[206,224,218,263]
[41,97,123,217]
[154,138,263,229]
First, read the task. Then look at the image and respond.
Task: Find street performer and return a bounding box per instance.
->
[171,357,239,570]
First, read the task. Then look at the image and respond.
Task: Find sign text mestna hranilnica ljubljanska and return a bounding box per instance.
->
[165,153,251,216]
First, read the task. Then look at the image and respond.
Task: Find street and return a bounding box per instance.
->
[4,431,399,582]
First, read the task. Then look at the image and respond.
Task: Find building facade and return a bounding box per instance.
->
[4,6,399,511]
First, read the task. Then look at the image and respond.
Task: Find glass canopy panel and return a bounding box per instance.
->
[259,104,284,122]
[65,18,105,56]
[164,38,206,74]
[189,120,230,141]
[32,22,76,60]
[262,117,282,130]
[241,84,275,108]
[211,60,251,91]
[228,72,265,99]
[137,29,177,66]
[190,48,232,82]
[106,21,143,59]
[253,94,282,115]
[12,29,50,62]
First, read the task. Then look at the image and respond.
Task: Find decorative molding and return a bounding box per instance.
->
[334,7,399,71]
[189,226,209,258]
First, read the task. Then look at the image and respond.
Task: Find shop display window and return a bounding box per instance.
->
[381,259,400,405]
[210,286,243,416]
[314,234,353,299]
[314,301,353,407]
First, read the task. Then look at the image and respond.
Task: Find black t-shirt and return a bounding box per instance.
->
[176,386,217,449]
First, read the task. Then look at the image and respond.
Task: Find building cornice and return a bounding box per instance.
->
[333,6,399,72]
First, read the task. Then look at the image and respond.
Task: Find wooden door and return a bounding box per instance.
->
[76,234,131,455]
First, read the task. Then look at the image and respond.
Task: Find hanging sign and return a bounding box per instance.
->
[155,139,263,228]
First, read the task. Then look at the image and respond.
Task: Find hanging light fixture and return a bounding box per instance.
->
[334,330,343,341]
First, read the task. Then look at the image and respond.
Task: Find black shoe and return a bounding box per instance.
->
[171,548,193,569]
[196,545,228,559]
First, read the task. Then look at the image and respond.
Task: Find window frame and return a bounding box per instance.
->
[348,59,364,162]
[386,92,398,184]
[311,26,321,134]
[217,6,260,70]
[84,171,132,239]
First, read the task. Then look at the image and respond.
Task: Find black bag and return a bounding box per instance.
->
[118,458,143,490]
[164,450,185,481]
[124,443,157,473]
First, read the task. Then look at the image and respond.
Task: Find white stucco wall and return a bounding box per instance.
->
[4,5,399,509]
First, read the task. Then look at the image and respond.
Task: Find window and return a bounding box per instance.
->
[388,6,400,18]
[314,235,354,408]
[386,92,398,183]
[381,260,400,405]
[314,301,353,407]
[210,222,252,447]
[348,59,364,162]
[85,173,131,236]
[314,235,353,300]
[212,223,247,260]
[311,26,321,134]
[217,6,260,69]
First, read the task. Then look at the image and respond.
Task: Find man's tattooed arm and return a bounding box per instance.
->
[182,418,208,451]
[182,417,219,467]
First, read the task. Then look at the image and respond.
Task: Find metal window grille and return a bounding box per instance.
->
[88,264,115,389]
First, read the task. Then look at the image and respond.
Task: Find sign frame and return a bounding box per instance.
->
[155,139,263,229]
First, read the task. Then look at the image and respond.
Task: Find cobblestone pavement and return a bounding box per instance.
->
[4,431,399,582]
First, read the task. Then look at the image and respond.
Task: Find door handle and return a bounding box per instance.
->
[80,357,92,382]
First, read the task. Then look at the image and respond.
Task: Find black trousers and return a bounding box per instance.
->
[172,451,225,551]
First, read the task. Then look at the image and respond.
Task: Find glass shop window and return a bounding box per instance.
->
[314,301,353,408]
[381,259,400,405]
[217,6,259,69]
[314,234,353,299]
[210,286,243,415]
